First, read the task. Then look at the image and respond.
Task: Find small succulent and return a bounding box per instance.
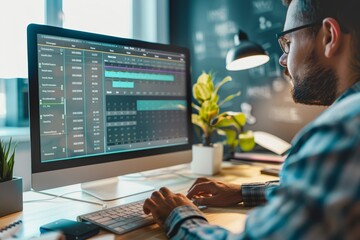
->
[0,138,16,182]
[192,72,255,152]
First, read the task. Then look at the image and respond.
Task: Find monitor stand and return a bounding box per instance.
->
[81,177,155,201]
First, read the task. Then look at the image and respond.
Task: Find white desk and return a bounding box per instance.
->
[0,162,279,239]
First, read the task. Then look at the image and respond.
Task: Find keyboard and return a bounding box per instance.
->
[77,200,155,235]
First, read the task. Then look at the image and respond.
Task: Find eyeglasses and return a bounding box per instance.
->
[276,22,321,54]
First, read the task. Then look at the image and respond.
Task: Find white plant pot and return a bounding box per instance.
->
[191,143,223,175]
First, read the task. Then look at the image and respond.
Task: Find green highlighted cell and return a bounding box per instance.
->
[137,100,187,111]
[112,81,135,88]
[105,71,174,81]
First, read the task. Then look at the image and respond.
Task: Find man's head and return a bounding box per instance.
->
[278,0,360,105]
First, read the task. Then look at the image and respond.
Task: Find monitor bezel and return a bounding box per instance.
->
[27,23,193,175]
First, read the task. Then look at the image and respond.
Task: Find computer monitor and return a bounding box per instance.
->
[27,24,192,200]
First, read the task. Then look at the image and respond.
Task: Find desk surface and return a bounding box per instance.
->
[0,162,279,239]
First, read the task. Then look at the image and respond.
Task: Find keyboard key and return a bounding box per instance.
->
[77,200,155,235]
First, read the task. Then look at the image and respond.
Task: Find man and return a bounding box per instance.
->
[143,0,360,238]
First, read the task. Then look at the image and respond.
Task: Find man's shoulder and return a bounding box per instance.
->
[313,92,360,126]
[291,92,360,144]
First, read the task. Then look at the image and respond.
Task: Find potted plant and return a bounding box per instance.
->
[0,138,22,217]
[191,72,255,175]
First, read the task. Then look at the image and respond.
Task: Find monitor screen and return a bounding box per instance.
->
[27,24,192,199]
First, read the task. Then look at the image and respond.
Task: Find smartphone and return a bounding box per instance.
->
[40,219,100,240]
[260,167,280,177]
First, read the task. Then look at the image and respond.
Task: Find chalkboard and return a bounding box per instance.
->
[170,0,325,143]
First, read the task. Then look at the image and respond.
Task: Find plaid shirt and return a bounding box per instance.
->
[164,81,360,239]
[241,181,279,207]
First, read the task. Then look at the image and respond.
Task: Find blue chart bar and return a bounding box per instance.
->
[105,71,174,81]
[137,100,187,111]
[112,81,135,88]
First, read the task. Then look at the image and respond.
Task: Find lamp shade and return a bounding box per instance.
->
[226,30,269,71]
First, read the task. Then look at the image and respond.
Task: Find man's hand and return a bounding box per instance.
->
[143,187,197,227]
[186,177,242,207]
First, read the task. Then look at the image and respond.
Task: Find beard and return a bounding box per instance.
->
[285,50,338,106]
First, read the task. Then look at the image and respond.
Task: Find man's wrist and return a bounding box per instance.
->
[164,205,207,237]
[241,182,267,207]
[238,185,243,203]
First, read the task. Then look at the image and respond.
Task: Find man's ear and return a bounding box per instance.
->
[321,18,342,58]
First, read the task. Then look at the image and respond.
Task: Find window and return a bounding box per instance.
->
[0,81,5,123]
[0,0,168,80]
[62,0,132,38]
[0,0,44,79]
[0,0,168,127]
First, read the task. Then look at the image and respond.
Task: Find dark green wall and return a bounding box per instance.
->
[170,0,325,143]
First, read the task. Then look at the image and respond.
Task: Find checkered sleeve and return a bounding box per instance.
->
[161,82,360,240]
[164,205,208,239]
[241,181,279,207]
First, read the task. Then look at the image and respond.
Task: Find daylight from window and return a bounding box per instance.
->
[0,0,44,78]
[63,0,133,38]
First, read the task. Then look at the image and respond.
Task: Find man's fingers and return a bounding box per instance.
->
[193,193,212,198]
[188,177,212,192]
[187,182,216,199]
[151,190,166,201]
[193,195,216,207]
[143,198,157,215]
[159,187,173,197]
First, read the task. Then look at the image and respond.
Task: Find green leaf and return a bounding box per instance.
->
[239,131,255,152]
[214,76,232,95]
[213,116,239,130]
[7,150,15,180]
[218,91,241,107]
[4,138,11,164]
[213,112,246,129]
[199,100,219,123]
[221,129,238,149]
[210,92,219,103]
[229,112,246,126]
[191,102,201,111]
[192,114,207,134]
[176,104,186,111]
[193,82,212,103]
[0,140,8,181]
[197,72,214,91]
[0,138,16,182]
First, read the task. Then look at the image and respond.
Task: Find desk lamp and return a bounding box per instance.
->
[226,31,289,161]
[226,30,269,71]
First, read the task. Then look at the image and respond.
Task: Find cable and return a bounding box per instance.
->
[26,167,195,208]
[120,166,195,180]
[26,190,108,209]
[172,172,199,180]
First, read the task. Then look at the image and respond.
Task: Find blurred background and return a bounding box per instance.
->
[0,0,325,190]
